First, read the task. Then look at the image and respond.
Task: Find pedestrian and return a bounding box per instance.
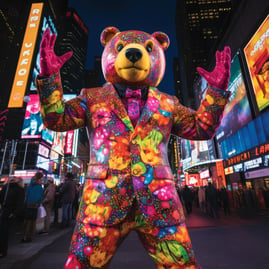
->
[60,173,77,227]
[198,186,206,213]
[206,182,220,218]
[220,187,231,216]
[14,177,25,235]
[0,177,25,258]
[72,182,80,219]
[22,171,44,243]
[53,182,63,226]
[39,178,56,234]
[182,185,193,215]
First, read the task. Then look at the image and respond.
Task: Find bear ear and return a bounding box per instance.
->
[152,32,170,51]
[100,27,120,46]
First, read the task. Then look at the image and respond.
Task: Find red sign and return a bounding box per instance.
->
[65,131,74,154]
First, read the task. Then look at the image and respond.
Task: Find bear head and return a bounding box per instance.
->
[100,27,170,88]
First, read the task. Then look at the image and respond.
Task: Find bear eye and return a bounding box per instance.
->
[146,44,152,53]
[145,41,154,53]
[117,44,124,52]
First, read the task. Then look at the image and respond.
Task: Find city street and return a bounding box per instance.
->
[3,207,269,269]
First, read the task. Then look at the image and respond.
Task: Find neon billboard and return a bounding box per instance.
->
[8,3,43,108]
[244,15,269,112]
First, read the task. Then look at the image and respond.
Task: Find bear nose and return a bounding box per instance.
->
[125,48,142,63]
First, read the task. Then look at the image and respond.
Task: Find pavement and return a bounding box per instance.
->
[1,206,269,269]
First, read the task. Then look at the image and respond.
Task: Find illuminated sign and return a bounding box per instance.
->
[199,169,210,179]
[8,3,43,108]
[36,155,49,171]
[38,144,50,158]
[14,170,41,178]
[65,131,74,154]
[244,15,269,112]
[224,166,234,175]
[21,95,43,139]
[225,142,269,167]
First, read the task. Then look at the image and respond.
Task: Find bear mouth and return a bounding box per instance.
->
[118,66,147,71]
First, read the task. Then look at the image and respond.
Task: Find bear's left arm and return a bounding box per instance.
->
[171,86,230,140]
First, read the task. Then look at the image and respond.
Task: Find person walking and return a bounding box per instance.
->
[198,186,206,213]
[60,173,77,228]
[22,172,44,243]
[14,177,25,235]
[182,185,193,216]
[0,177,25,258]
[53,182,63,226]
[206,182,220,218]
[220,187,231,216]
[39,178,56,234]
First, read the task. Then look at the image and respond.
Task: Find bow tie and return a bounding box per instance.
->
[125,88,141,99]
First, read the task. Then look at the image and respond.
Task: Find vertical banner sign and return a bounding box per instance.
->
[65,131,74,154]
[8,3,43,108]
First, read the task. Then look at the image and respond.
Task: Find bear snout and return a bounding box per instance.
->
[125,48,142,63]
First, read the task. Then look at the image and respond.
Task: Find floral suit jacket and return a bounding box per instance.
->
[36,72,230,228]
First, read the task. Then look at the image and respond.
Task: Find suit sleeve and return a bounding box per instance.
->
[36,72,88,132]
[171,86,230,140]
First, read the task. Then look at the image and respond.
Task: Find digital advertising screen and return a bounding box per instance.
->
[216,54,253,143]
[21,95,43,139]
[244,15,269,112]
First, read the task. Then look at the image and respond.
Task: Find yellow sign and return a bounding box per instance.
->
[8,3,43,108]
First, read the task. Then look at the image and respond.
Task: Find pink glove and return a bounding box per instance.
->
[197,46,231,91]
[39,29,73,76]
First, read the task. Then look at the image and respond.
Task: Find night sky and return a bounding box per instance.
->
[68,0,178,95]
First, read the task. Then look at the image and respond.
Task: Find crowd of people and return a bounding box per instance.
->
[0,171,82,259]
[178,182,269,219]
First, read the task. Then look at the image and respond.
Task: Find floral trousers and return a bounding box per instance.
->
[63,203,201,269]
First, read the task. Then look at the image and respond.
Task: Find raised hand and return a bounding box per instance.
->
[39,29,73,76]
[196,46,231,91]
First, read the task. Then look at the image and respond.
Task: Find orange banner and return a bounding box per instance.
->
[8,3,43,108]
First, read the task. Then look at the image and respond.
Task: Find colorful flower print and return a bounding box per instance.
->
[153,112,170,125]
[63,254,81,269]
[109,155,130,170]
[89,249,113,268]
[144,166,154,185]
[93,126,110,150]
[147,96,159,111]
[153,240,189,266]
[174,226,191,243]
[153,185,174,201]
[82,225,107,238]
[109,137,131,170]
[148,179,169,193]
[104,175,118,188]
[136,131,162,166]
[83,204,112,225]
[131,162,146,176]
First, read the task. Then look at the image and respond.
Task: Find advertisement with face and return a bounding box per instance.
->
[244,15,269,112]
[21,95,44,139]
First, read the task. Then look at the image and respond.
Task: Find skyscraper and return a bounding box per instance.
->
[175,0,233,106]
[56,8,88,95]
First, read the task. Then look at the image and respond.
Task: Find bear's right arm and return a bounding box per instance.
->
[36,72,87,132]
